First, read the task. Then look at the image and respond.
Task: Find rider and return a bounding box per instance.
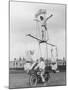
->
[34,57,46,82]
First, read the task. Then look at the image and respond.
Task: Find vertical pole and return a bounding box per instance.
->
[51,48,53,58]
[46,42,48,60]
[45,30,48,65]
[41,27,48,62]
[38,42,42,58]
[41,30,44,40]
[56,47,58,60]
[44,13,48,62]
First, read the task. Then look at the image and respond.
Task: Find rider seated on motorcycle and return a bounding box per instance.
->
[34,57,46,82]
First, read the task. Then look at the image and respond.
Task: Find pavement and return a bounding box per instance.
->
[9,72,66,89]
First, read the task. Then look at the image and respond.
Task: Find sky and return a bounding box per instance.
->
[10,1,66,61]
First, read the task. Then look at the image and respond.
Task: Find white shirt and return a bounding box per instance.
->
[51,62,57,70]
[24,63,31,71]
[34,61,45,70]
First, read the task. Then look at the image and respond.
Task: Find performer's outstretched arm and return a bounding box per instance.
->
[44,14,53,23]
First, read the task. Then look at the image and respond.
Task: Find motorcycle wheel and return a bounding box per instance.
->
[44,72,50,82]
[29,74,37,87]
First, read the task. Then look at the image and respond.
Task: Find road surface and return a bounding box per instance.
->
[9,72,66,89]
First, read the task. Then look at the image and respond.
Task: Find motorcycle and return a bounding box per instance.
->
[28,66,50,87]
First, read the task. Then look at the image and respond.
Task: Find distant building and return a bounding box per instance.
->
[9,57,66,69]
[9,61,15,68]
[9,57,26,68]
